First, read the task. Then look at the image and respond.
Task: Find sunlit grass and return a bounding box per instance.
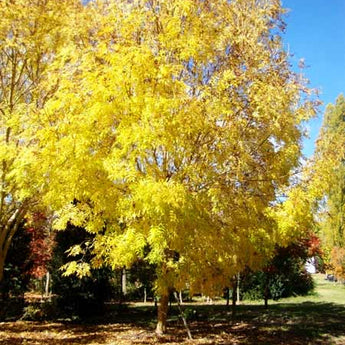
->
[241,273,345,306]
[272,273,345,305]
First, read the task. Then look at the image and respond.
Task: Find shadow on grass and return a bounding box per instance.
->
[183,301,345,344]
[0,321,157,345]
[0,301,345,344]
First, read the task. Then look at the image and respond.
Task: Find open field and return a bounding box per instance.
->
[0,274,344,345]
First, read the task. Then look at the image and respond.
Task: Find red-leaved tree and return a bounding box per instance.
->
[25,212,55,280]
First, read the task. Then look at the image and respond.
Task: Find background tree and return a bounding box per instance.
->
[311,95,345,279]
[127,255,156,303]
[27,0,317,334]
[330,247,345,281]
[25,212,55,297]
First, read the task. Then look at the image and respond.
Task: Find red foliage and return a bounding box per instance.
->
[278,232,322,260]
[303,233,323,257]
[264,232,323,274]
[25,212,55,279]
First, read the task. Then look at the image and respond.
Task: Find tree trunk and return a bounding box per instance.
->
[179,290,183,304]
[0,252,4,282]
[236,273,240,304]
[225,287,230,307]
[121,267,127,296]
[232,279,237,321]
[264,273,269,309]
[143,286,147,303]
[0,205,27,283]
[156,291,169,335]
[45,272,50,298]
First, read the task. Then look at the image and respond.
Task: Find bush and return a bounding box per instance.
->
[21,300,59,321]
[240,243,315,302]
[269,275,286,300]
[0,298,25,321]
[21,304,45,321]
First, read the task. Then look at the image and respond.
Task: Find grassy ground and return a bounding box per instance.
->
[0,274,344,345]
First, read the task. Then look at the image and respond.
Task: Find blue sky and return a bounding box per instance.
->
[281,0,345,157]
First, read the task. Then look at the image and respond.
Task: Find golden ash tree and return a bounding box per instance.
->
[0,0,85,281]
[26,0,317,333]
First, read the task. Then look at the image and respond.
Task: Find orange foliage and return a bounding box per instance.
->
[330,247,345,281]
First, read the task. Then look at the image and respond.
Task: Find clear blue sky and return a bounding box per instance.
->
[281,0,345,157]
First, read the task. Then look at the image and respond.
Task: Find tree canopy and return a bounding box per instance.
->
[311,95,345,279]
[314,95,345,248]
[1,0,317,334]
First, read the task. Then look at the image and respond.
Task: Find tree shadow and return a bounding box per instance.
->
[186,301,345,344]
[0,301,344,344]
[0,321,156,345]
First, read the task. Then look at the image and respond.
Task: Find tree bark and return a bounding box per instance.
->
[0,252,5,282]
[45,272,50,298]
[156,290,169,335]
[179,290,183,304]
[143,286,147,303]
[225,287,230,307]
[231,279,237,321]
[0,204,27,282]
[264,273,269,309]
[121,267,127,296]
[236,273,240,304]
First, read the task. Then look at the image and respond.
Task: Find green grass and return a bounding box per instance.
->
[241,273,345,306]
[311,274,345,304]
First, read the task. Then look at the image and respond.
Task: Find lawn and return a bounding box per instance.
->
[0,274,344,345]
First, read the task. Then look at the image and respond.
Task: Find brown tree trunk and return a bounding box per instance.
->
[156,291,169,335]
[225,287,230,307]
[264,291,269,308]
[0,252,4,282]
[231,279,237,322]
[0,205,27,283]
[264,273,269,309]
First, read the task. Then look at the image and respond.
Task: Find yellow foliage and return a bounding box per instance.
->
[2,0,318,293]
[311,95,345,249]
[0,0,84,281]
[330,247,345,281]
[60,261,91,279]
